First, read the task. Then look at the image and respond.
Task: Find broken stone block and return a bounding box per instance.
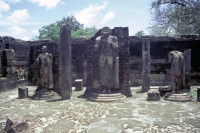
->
[159,86,172,96]
[18,87,28,99]
[4,114,28,133]
[147,90,160,101]
[75,79,83,91]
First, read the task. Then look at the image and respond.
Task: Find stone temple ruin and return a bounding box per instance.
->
[1,27,200,96]
[1,26,200,132]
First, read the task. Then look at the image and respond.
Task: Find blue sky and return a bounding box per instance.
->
[0,0,153,40]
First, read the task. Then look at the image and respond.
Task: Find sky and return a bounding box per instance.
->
[0,0,154,41]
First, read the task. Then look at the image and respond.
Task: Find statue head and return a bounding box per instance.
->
[101,27,111,38]
[42,46,47,54]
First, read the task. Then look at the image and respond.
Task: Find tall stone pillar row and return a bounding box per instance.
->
[142,38,150,92]
[60,23,72,100]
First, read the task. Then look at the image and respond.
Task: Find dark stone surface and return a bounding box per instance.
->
[60,24,72,100]
[18,87,28,99]
[197,88,200,102]
[75,79,83,91]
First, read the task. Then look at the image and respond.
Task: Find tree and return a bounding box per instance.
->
[56,16,83,31]
[36,22,98,42]
[71,27,98,38]
[149,0,200,36]
[36,16,98,42]
[135,30,145,36]
[37,23,60,42]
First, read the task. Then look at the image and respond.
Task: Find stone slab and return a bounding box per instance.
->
[4,114,28,133]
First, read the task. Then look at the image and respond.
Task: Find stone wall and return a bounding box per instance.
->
[129,35,200,86]
[0,36,30,92]
[1,33,200,93]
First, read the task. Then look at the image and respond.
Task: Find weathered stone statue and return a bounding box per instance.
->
[168,50,185,92]
[94,27,119,93]
[36,46,54,90]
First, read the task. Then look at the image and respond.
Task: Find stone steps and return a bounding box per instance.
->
[89,93,126,102]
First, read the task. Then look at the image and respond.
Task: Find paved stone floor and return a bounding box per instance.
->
[0,86,200,133]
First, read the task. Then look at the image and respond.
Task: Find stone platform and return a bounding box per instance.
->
[33,89,59,100]
[89,93,126,102]
[164,92,191,102]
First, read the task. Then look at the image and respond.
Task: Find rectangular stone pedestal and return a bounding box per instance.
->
[18,87,28,99]
[197,88,200,101]
[75,79,83,91]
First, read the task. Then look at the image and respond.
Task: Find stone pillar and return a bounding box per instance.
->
[142,38,150,92]
[60,24,72,100]
[183,49,191,89]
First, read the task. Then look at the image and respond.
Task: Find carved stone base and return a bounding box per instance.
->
[33,89,57,100]
[89,93,126,102]
[164,92,191,102]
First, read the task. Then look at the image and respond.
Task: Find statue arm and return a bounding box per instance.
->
[111,36,118,49]
[36,54,40,67]
[94,37,101,52]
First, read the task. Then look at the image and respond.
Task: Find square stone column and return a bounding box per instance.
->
[60,23,72,100]
[142,38,150,92]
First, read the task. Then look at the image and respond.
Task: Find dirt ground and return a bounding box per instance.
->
[0,86,200,133]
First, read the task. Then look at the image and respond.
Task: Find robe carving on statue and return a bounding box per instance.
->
[94,27,119,93]
[168,50,185,92]
[36,46,54,90]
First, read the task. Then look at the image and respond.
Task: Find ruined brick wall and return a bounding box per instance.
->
[0,36,30,91]
[84,27,132,97]
[29,38,88,93]
[71,38,87,85]
[129,35,200,86]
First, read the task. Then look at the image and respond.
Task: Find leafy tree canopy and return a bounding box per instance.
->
[36,16,98,42]
[135,30,145,36]
[148,0,200,36]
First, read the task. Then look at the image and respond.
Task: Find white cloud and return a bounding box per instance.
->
[32,28,39,35]
[61,1,65,5]
[0,1,10,13]
[7,9,30,23]
[21,37,30,41]
[4,0,22,3]
[74,1,108,26]
[28,0,61,9]
[7,26,27,35]
[101,11,115,24]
